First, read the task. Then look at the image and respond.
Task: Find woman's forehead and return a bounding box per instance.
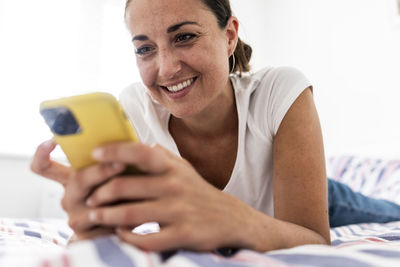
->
[126,0,213,30]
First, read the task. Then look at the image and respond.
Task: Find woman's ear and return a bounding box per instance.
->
[225,16,239,56]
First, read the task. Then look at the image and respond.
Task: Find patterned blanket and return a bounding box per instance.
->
[1,218,400,267]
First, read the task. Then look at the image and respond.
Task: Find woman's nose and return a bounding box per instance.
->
[157,48,182,79]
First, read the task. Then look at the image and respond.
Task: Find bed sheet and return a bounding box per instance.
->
[1,218,400,267]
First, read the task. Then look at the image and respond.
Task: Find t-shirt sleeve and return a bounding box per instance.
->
[262,67,312,137]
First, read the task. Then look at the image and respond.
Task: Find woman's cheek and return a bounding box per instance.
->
[138,63,152,85]
[136,64,161,102]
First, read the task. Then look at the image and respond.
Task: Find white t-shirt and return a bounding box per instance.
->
[119,67,311,216]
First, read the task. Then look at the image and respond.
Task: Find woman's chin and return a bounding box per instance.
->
[170,108,197,119]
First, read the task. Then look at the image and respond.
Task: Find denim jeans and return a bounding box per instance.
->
[328,179,400,227]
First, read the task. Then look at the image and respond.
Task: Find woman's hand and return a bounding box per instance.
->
[30,139,71,185]
[61,160,127,241]
[78,142,256,252]
[30,139,123,241]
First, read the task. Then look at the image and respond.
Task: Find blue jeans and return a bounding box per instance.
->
[328,179,400,227]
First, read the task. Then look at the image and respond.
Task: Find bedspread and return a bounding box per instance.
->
[1,218,400,267]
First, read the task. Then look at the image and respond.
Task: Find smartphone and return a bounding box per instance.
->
[40,92,140,171]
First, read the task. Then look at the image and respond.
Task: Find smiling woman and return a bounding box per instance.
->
[21,0,400,257]
[28,0,400,255]
[30,0,331,252]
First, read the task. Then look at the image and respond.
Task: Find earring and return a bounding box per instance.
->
[230,54,236,73]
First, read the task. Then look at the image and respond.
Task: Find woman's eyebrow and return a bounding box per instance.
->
[132,21,199,42]
[167,21,199,33]
[132,35,148,42]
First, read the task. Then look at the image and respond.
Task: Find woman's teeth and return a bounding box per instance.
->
[166,78,194,92]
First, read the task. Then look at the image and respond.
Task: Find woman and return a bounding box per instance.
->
[31,0,400,253]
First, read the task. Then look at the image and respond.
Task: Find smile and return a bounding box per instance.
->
[164,78,195,93]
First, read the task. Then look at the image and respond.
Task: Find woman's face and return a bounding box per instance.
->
[125,0,238,119]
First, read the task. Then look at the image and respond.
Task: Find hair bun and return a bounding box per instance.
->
[232,38,252,75]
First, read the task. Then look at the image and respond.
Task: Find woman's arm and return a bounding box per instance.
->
[229,87,329,252]
[209,87,330,252]
[271,87,330,247]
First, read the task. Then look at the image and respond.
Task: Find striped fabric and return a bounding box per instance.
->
[25,222,400,267]
[0,218,72,267]
[1,155,400,266]
[327,155,400,204]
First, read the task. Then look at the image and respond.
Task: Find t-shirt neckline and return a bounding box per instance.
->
[161,78,246,191]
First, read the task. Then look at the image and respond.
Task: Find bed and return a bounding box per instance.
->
[1,155,400,267]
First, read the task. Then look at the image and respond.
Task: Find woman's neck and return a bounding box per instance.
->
[169,83,238,140]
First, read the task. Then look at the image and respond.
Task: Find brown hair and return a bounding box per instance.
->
[125,0,252,75]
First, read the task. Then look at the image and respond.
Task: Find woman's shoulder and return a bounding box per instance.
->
[231,66,309,93]
[119,82,147,106]
[118,82,150,126]
[118,82,163,143]
[252,66,309,87]
[118,82,158,114]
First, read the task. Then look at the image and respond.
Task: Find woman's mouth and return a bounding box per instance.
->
[164,77,195,92]
[160,77,197,99]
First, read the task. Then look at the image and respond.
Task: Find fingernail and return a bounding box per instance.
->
[86,198,94,207]
[92,148,103,160]
[42,139,54,148]
[112,162,124,170]
[89,211,98,222]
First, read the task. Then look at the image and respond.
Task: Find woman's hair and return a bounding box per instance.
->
[125,0,252,75]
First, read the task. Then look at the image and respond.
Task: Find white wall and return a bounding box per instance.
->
[0,155,65,218]
[1,0,398,159]
[0,0,138,157]
[231,0,400,159]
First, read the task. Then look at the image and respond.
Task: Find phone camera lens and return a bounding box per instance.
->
[41,107,81,135]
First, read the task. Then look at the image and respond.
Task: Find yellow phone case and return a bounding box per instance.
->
[40,92,139,170]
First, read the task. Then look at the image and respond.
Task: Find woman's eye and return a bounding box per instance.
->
[175,33,196,43]
[135,46,154,56]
